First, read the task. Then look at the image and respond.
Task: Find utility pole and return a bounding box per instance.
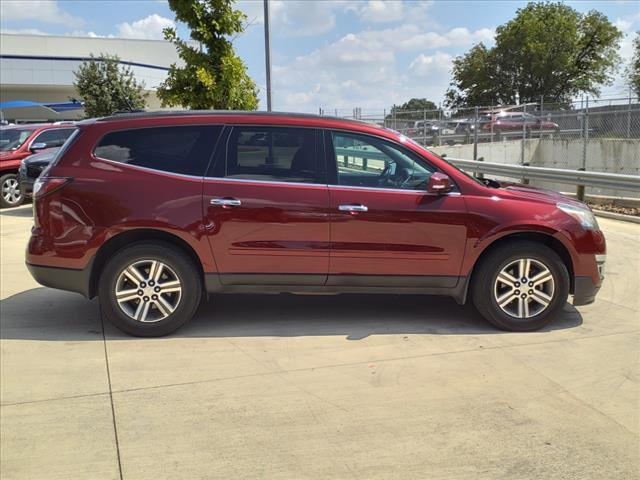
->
[263,0,272,111]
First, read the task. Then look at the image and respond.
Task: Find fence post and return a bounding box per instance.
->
[627,90,632,139]
[521,103,527,166]
[423,109,427,146]
[577,96,589,201]
[473,106,478,160]
[383,109,386,128]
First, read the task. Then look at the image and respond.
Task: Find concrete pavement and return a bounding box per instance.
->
[1,204,638,479]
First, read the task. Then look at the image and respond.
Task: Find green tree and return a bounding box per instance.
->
[628,32,640,96]
[387,98,439,121]
[73,54,147,118]
[445,2,623,109]
[158,0,258,110]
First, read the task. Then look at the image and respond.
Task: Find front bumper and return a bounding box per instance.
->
[26,263,91,298]
[573,254,605,306]
[573,276,600,306]
[18,173,34,195]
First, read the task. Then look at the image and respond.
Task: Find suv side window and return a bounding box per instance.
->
[225,127,319,183]
[330,132,434,190]
[93,125,221,176]
[32,128,76,148]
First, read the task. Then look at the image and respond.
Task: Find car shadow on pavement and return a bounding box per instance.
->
[0,287,583,341]
[0,205,32,218]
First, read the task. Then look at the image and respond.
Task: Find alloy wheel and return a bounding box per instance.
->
[2,177,22,205]
[114,259,182,323]
[493,258,555,319]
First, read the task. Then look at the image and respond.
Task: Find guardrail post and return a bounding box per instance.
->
[476,156,484,180]
[522,162,530,185]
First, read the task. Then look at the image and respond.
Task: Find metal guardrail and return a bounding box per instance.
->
[446,157,640,192]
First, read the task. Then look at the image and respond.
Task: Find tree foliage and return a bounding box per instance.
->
[387,98,439,120]
[628,32,640,96]
[158,0,258,110]
[445,2,623,109]
[73,54,147,118]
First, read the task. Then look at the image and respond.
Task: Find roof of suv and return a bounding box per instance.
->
[77,110,395,140]
[93,110,370,124]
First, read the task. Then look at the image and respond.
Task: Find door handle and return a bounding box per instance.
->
[339,204,368,212]
[210,197,242,207]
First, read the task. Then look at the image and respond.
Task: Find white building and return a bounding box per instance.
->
[0,33,180,122]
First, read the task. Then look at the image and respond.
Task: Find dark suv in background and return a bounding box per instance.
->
[0,124,75,207]
[26,111,605,336]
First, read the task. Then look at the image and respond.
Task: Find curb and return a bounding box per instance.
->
[593,209,640,224]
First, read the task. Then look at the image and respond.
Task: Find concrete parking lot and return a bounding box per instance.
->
[0,204,638,480]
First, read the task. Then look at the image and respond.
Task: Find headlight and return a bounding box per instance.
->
[557,202,599,230]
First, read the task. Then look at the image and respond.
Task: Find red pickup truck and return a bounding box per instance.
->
[0,124,76,207]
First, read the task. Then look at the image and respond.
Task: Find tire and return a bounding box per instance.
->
[98,242,203,337]
[470,241,569,332]
[1,173,24,208]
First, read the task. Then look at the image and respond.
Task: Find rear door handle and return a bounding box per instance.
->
[210,197,241,207]
[338,204,368,212]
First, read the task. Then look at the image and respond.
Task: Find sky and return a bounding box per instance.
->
[1,0,639,112]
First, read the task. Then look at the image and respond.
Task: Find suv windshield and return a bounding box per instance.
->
[0,129,33,152]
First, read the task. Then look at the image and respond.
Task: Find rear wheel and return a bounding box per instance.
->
[1,174,24,208]
[98,242,202,337]
[471,241,569,331]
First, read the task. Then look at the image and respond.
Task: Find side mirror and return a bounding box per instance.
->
[30,142,48,152]
[427,172,453,194]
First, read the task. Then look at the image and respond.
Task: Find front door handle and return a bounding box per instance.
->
[338,204,368,213]
[210,197,241,207]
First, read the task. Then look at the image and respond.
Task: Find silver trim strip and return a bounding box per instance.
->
[92,155,205,181]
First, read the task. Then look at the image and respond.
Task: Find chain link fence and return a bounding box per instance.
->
[320,96,640,200]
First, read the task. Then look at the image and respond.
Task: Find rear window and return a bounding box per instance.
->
[93,125,222,176]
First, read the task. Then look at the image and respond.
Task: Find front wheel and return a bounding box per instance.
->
[1,173,24,208]
[471,241,569,331]
[98,242,203,337]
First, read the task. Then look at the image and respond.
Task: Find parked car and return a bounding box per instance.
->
[0,124,76,207]
[26,111,605,337]
[480,112,559,135]
[18,147,61,196]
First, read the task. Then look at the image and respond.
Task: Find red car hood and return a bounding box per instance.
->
[498,182,585,208]
[0,150,20,160]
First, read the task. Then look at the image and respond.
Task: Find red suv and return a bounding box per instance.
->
[26,112,605,336]
[0,124,76,208]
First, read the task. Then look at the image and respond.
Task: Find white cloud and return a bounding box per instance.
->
[358,1,405,23]
[238,0,344,36]
[615,12,640,62]
[409,52,453,77]
[0,0,84,27]
[116,14,175,40]
[2,28,49,35]
[266,15,497,111]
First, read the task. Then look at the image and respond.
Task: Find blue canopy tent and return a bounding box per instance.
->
[0,100,84,113]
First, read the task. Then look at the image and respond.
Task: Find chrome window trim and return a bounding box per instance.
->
[91,155,205,181]
[203,175,461,195]
[204,176,327,189]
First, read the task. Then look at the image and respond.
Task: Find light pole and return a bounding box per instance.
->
[263,0,272,111]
